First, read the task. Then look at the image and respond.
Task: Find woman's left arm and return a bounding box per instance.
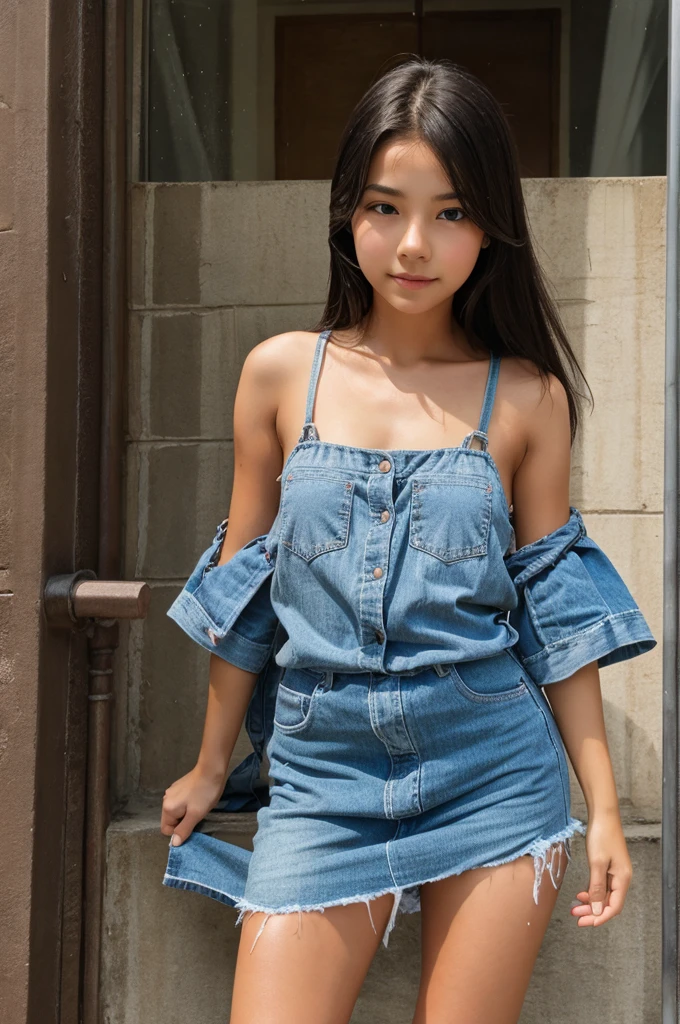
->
[510,367,633,927]
[546,664,632,926]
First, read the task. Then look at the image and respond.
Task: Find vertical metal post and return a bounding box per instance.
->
[663,1,680,1020]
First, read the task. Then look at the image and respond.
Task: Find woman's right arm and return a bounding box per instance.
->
[160,335,289,846]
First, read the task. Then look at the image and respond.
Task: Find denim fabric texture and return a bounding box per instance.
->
[163,329,656,947]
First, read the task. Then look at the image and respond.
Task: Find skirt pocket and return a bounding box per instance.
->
[273,667,327,733]
[447,649,529,704]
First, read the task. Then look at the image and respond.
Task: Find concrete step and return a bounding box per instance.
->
[101,799,660,1024]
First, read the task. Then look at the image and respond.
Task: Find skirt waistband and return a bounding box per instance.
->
[309,662,453,690]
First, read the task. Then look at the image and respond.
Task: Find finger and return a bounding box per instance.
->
[570,903,593,917]
[575,884,625,926]
[573,877,614,911]
[160,803,185,836]
[169,808,205,846]
[610,868,633,903]
[587,861,610,917]
[160,814,183,836]
[576,903,618,927]
[571,890,590,909]
[602,886,625,918]
[570,890,593,915]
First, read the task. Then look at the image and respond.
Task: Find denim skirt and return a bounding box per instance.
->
[164,648,586,950]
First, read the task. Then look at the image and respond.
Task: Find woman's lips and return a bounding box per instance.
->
[390,275,436,290]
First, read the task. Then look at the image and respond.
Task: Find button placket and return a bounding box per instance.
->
[358,457,395,663]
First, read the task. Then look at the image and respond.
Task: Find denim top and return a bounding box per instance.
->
[266,329,516,674]
[166,330,656,810]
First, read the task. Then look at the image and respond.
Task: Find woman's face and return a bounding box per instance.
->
[350,138,487,311]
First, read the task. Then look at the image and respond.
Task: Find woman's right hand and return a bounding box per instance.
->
[160,762,228,846]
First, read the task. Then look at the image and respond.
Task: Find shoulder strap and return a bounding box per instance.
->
[300,329,331,441]
[477,352,501,435]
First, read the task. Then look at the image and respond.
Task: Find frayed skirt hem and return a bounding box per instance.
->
[163,815,586,952]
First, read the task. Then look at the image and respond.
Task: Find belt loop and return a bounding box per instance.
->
[433,662,449,677]
[324,669,334,691]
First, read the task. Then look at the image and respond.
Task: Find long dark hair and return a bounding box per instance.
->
[311,56,590,442]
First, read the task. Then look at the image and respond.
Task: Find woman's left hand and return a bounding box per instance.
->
[570,810,633,926]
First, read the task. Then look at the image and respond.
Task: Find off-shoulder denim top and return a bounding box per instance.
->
[166,330,656,810]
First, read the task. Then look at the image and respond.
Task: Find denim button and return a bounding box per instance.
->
[373,567,383,578]
[380,510,390,522]
[378,459,391,473]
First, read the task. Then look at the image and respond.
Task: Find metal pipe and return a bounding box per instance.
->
[99,0,127,584]
[662,0,680,1019]
[81,0,127,1018]
[83,621,118,1024]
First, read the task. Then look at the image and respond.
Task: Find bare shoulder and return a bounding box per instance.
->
[240,330,320,390]
[500,354,570,438]
[240,329,308,379]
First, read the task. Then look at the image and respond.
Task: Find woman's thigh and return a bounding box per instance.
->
[414,842,569,1024]
[229,892,396,1024]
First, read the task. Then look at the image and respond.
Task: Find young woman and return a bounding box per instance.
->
[160,58,656,1023]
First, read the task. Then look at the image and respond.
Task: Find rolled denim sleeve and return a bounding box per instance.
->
[503,507,656,686]
[166,518,280,673]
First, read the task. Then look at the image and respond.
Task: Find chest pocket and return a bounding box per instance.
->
[409,472,493,564]
[280,468,355,562]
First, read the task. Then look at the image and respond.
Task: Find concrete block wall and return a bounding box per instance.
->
[101,805,661,1024]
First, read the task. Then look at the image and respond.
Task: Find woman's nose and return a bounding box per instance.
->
[398,221,431,259]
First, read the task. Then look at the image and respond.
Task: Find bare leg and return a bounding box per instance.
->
[414,842,569,1024]
[229,892,396,1024]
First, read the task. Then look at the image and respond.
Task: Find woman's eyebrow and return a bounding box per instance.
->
[363,183,459,201]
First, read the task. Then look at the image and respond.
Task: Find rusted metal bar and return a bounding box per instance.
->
[73,579,150,620]
[44,574,150,627]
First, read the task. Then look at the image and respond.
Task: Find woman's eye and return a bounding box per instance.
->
[369,202,397,215]
[367,203,466,222]
[438,208,466,222]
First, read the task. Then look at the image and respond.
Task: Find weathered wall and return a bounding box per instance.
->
[0,3,43,1017]
[116,177,664,826]
[2,1,104,1019]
